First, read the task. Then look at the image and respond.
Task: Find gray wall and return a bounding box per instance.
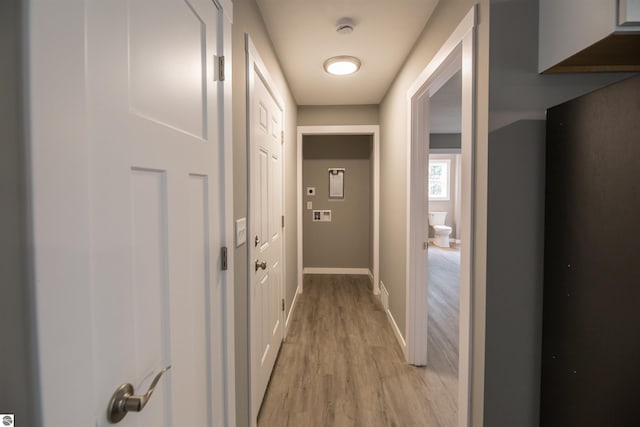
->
[488,0,635,131]
[430,133,461,150]
[231,1,297,425]
[484,0,637,425]
[298,105,379,126]
[486,120,546,427]
[0,1,38,425]
[303,135,372,270]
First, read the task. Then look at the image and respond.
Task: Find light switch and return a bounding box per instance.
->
[235,217,246,247]
[307,201,312,210]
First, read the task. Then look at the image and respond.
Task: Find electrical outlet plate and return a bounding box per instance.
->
[312,210,331,222]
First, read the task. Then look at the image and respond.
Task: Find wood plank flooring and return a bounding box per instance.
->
[258,249,460,427]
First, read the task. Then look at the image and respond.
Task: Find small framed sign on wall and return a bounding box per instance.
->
[328,168,345,199]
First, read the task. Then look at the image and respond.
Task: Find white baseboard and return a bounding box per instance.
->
[303,267,371,275]
[379,281,407,356]
[285,287,300,337]
[380,280,389,311]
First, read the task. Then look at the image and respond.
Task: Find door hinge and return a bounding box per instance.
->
[281,298,285,311]
[216,55,225,81]
[281,130,284,144]
[423,242,428,250]
[221,246,228,270]
[282,215,285,228]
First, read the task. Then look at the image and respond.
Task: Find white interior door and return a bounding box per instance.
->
[30,0,233,425]
[247,39,285,422]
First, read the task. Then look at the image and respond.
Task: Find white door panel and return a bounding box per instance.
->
[248,41,285,423]
[89,1,223,425]
[30,0,231,425]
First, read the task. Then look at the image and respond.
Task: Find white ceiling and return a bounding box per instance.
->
[256,0,440,106]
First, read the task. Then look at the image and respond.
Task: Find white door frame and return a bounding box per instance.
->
[245,34,286,427]
[296,125,380,295]
[27,0,236,425]
[220,4,236,426]
[406,6,477,427]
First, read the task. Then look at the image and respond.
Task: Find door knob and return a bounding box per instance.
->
[107,365,171,423]
[255,260,267,271]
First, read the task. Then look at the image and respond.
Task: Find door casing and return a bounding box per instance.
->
[406,6,477,427]
[245,34,286,427]
[296,125,380,295]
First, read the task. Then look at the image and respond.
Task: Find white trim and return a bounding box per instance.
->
[214,0,233,23]
[296,132,303,294]
[303,267,371,276]
[245,34,286,427]
[373,130,380,295]
[387,305,408,355]
[220,5,236,426]
[406,6,477,427]
[296,125,380,296]
[407,7,477,96]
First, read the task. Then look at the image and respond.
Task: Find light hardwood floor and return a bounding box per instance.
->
[258,249,460,427]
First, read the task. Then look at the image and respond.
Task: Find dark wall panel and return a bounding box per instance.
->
[541,75,640,426]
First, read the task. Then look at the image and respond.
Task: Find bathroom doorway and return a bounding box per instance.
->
[406,7,476,426]
[426,67,463,425]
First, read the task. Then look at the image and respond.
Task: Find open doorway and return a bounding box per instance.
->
[406,7,476,427]
[301,134,374,276]
[296,126,380,296]
[426,68,463,421]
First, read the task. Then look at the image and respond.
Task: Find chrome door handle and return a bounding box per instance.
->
[255,260,267,271]
[107,365,171,423]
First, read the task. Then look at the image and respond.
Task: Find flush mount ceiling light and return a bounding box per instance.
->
[323,56,361,76]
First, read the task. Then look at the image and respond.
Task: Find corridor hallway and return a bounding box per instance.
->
[257,274,457,427]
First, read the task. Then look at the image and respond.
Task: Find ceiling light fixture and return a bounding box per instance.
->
[323,56,361,76]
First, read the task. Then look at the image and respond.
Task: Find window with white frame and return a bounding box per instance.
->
[428,158,450,200]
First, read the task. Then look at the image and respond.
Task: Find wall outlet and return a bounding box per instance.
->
[312,210,331,222]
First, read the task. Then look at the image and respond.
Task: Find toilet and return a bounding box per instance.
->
[428,211,452,248]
